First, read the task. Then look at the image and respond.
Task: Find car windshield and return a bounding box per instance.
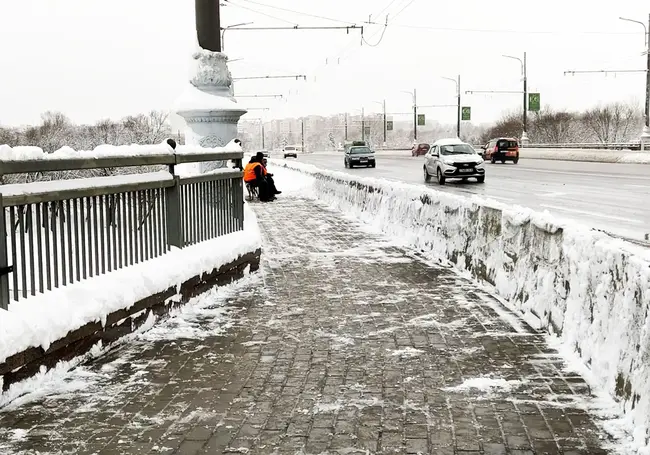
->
[350,147,372,154]
[285,147,296,151]
[439,144,476,155]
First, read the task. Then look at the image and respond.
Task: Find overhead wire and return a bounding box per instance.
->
[373,0,400,21]
[230,0,356,25]
[364,23,641,36]
[281,0,415,109]
[338,0,417,59]
[225,0,298,25]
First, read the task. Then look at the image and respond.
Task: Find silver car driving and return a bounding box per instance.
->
[423,138,485,185]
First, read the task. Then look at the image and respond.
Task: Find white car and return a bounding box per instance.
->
[423,138,485,185]
[283,145,302,158]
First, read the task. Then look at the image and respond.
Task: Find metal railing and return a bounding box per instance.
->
[522,142,642,150]
[383,142,644,152]
[0,142,244,309]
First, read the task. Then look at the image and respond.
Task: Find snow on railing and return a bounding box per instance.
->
[0,139,245,309]
[0,139,244,176]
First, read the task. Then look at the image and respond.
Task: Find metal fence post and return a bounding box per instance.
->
[0,195,11,310]
[165,168,184,249]
[235,178,244,230]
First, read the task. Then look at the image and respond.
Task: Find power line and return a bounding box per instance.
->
[225,0,297,25]
[340,0,418,58]
[362,16,389,47]
[281,0,415,107]
[229,0,356,25]
[376,23,642,36]
[391,0,418,22]
[374,0,401,20]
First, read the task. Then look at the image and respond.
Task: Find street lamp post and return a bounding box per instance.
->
[619,15,650,137]
[503,52,528,145]
[373,100,387,146]
[221,22,253,52]
[442,75,461,138]
[401,90,417,141]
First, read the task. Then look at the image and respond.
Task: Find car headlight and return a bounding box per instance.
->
[442,158,454,165]
[476,160,484,167]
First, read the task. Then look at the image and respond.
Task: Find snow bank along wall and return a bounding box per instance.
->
[0,142,262,391]
[278,161,650,446]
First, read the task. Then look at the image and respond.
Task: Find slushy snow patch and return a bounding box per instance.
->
[273,158,650,453]
[443,377,524,394]
[390,347,424,358]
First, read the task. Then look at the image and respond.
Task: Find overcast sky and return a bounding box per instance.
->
[0,0,648,127]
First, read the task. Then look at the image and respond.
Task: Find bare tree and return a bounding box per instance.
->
[481,110,522,143]
[531,108,581,143]
[581,102,641,143]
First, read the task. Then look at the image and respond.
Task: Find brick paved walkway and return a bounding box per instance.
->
[0,197,615,455]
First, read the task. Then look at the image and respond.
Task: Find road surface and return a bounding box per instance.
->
[284,152,650,244]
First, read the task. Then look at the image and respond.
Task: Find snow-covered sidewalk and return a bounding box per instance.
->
[0,192,621,454]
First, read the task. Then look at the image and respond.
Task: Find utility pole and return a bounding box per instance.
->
[301,118,305,153]
[523,52,528,143]
[261,121,265,149]
[344,113,348,141]
[443,76,462,138]
[502,52,528,144]
[383,100,387,146]
[646,14,650,131]
[457,75,461,138]
[361,107,365,141]
[373,100,387,146]
[413,89,418,141]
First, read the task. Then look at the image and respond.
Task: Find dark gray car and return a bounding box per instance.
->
[344,146,376,168]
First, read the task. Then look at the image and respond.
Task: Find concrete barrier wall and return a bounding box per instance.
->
[276,160,650,449]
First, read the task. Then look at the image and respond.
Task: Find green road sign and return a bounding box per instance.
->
[461,106,471,121]
[386,120,393,131]
[417,114,425,126]
[528,93,540,112]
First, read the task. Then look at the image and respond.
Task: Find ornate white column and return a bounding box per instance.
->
[174,47,247,172]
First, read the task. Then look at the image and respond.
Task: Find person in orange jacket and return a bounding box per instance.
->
[260,154,282,196]
[243,155,273,201]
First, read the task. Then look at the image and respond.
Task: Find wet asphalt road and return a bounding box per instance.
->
[282,152,650,244]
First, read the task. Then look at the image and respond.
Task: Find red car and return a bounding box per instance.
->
[411,143,430,157]
[482,137,519,164]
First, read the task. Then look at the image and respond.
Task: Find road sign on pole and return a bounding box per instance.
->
[461,106,471,121]
[528,93,540,112]
[364,126,371,137]
[386,120,393,131]
[417,114,425,126]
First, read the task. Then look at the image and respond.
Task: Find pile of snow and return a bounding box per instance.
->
[518,148,650,164]
[619,152,650,164]
[0,205,261,369]
[272,158,650,452]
